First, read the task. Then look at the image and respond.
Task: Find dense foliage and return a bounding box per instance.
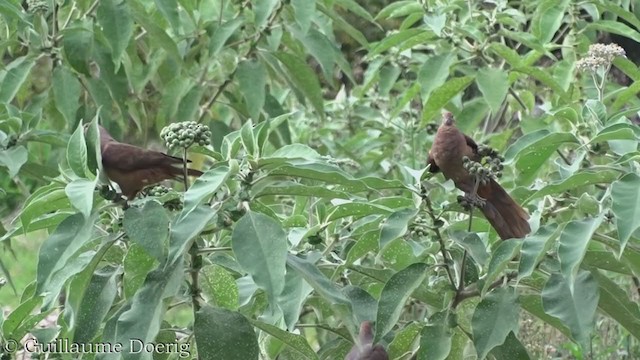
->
[1,0,640,359]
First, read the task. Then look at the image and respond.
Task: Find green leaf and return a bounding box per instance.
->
[232,212,287,304]
[252,320,319,360]
[541,271,599,346]
[387,323,421,360]
[124,201,170,262]
[417,311,452,360]
[167,205,216,266]
[40,250,95,309]
[209,18,244,55]
[274,52,324,118]
[343,286,377,326]
[240,120,257,156]
[471,287,520,359]
[375,263,429,341]
[123,244,157,299]
[238,60,266,121]
[418,54,454,100]
[65,178,97,219]
[183,165,232,216]
[451,232,489,267]
[35,214,93,296]
[0,145,28,178]
[287,254,352,307]
[154,0,181,33]
[531,0,570,43]
[252,0,278,28]
[52,67,81,125]
[611,173,640,256]
[482,240,522,295]
[476,68,509,113]
[586,20,640,43]
[526,170,619,202]
[2,296,42,341]
[490,331,531,359]
[62,25,94,75]
[201,265,240,310]
[97,0,133,65]
[194,305,259,360]
[379,207,418,249]
[371,28,427,56]
[0,56,35,103]
[346,230,379,265]
[590,269,640,338]
[116,262,183,359]
[503,130,579,185]
[130,1,181,61]
[72,266,120,343]
[518,225,559,280]
[291,0,315,33]
[421,76,475,124]
[590,123,640,143]
[558,216,604,281]
[66,122,88,178]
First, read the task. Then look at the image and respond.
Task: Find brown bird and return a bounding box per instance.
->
[95,125,203,200]
[427,113,530,240]
[345,321,389,360]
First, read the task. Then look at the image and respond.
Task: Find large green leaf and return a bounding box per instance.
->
[35,214,94,296]
[541,271,599,347]
[375,263,429,341]
[231,212,287,305]
[518,225,559,280]
[65,178,97,219]
[0,145,27,177]
[531,0,570,43]
[471,287,520,359]
[183,165,232,216]
[590,269,640,339]
[251,320,319,360]
[237,59,267,121]
[72,266,120,343]
[416,311,452,360]
[0,56,35,103]
[66,122,88,178]
[421,76,475,124]
[124,201,170,262]
[379,207,418,249]
[504,130,579,185]
[115,262,183,359]
[611,173,640,256]
[97,0,133,65]
[274,52,325,118]
[52,67,81,125]
[200,265,240,310]
[194,305,259,360]
[482,240,521,295]
[476,68,509,114]
[558,216,603,281]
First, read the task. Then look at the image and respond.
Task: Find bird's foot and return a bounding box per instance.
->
[458,193,486,210]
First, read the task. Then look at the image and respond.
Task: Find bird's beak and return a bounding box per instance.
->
[442,112,455,126]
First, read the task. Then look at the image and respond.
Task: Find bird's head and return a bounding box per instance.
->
[442,112,455,126]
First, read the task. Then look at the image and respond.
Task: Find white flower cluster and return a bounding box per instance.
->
[576,43,626,72]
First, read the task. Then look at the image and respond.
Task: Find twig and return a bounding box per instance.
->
[197,1,286,123]
[421,190,456,287]
[458,176,480,291]
[453,272,518,308]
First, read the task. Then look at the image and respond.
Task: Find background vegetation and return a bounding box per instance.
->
[1,0,640,359]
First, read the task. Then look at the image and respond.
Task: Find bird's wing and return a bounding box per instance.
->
[427,151,440,173]
[102,142,183,171]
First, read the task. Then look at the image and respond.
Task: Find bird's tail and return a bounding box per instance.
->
[478,179,530,240]
[169,167,204,178]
